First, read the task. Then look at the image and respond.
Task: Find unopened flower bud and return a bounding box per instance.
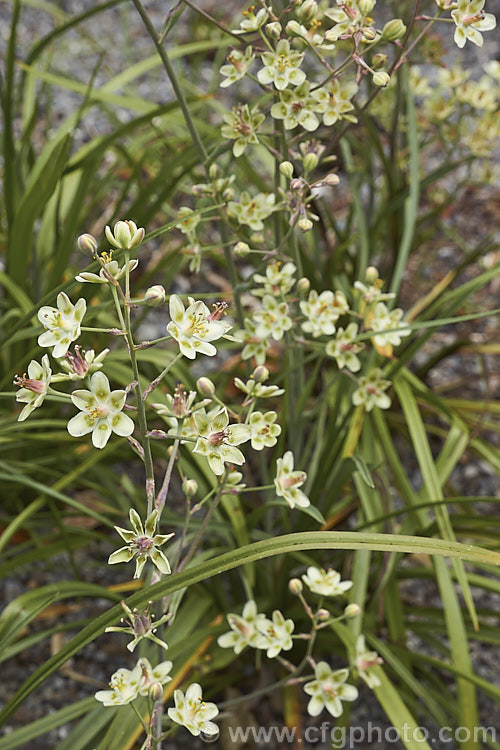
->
[382,18,406,41]
[209,163,220,179]
[371,53,388,70]
[361,27,377,41]
[144,285,166,307]
[296,277,310,294]
[252,365,269,383]
[183,478,198,497]
[105,220,144,251]
[344,603,361,619]
[316,608,330,621]
[289,578,303,595]
[280,160,294,179]
[265,21,281,39]
[290,177,305,191]
[365,266,379,283]
[303,152,319,173]
[234,241,251,257]
[286,19,303,36]
[197,377,215,397]
[298,217,313,232]
[359,0,375,15]
[298,0,317,23]
[324,173,340,186]
[149,682,163,701]
[372,71,390,87]
[77,233,98,256]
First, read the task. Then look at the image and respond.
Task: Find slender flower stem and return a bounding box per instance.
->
[142,352,183,401]
[133,0,245,329]
[111,281,155,514]
[181,0,242,41]
[155,438,179,514]
[131,0,207,161]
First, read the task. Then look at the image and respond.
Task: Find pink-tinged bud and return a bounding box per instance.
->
[144,285,166,307]
[361,26,377,41]
[298,0,317,23]
[290,177,306,191]
[286,19,303,36]
[324,173,340,186]
[209,163,220,179]
[183,478,198,497]
[372,71,390,87]
[316,608,330,621]
[371,53,387,70]
[298,217,313,232]
[344,603,361,619]
[265,21,281,39]
[234,241,251,257]
[289,578,303,595]
[77,233,98,256]
[149,682,163,701]
[381,19,406,41]
[252,365,269,383]
[197,377,215,397]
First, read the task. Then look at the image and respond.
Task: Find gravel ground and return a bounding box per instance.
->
[1,1,499,748]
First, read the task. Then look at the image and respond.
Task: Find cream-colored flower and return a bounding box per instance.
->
[300,289,349,337]
[248,410,281,449]
[168,683,219,737]
[14,355,52,421]
[252,261,296,297]
[167,295,231,360]
[302,566,353,597]
[227,191,276,231]
[352,369,391,411]
[257,39,306,90]
[355,635,383,688]
[75,255,138,284]
[67,371,134,449]
[451,0,496,48]
[312,79,358,126]
[253,295,293,341]
[105,220,144,250]
[193,407,251,476]
[220,46,254,87]
[256,609,295,658]
[108,508,174,579]
[275,450,310,509]
[325,323,362,372]
[304,663,358,717]
[218,600,268,654]
[38,292,86,358]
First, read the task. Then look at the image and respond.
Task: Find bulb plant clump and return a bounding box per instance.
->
[3,0,500,748]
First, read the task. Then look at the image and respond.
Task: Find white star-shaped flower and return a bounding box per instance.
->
[67,371,134,449]
[38,292,86,358]
[167,295,231,360]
